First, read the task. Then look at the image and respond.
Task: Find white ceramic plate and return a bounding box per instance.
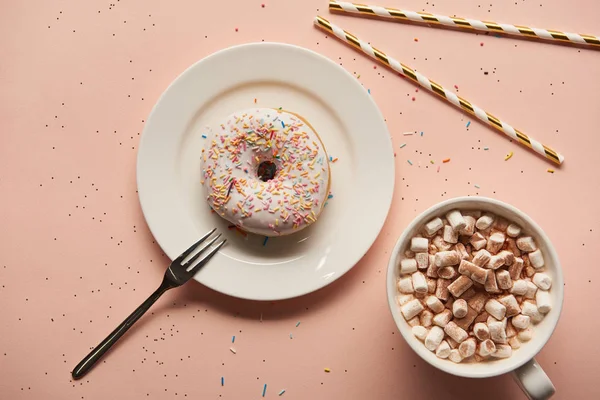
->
[137,43,394,300]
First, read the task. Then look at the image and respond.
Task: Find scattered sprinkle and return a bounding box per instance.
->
[505,151,513,161]
[263,236,269,246]
[400,143,407,148]
[262,384,267,397]
[411,96,416,101]
[403,131,414,136]
[328,194,333,199]
[295,321,301,327]
[454,84,459,89]
[430,160,434,164]
[420,131,424,136]
[278,389,286,396]
[357,74,361,79]
[221,377,224,386]
[332,157,338,163]
[232,335,235,343]
[261,3,265,7]
[289,333,293,339]
[368,89,371,94]
[480,42,484,46]
[329,156,332,162]
[437,166,440,173]
[281,121,285,128]
[235,28,239,32]
[415,88,419,92]
[414,38,419,42]
[373,65,377,69]
[547,169,555,173]
[407,160,413,165]
[202,134,207,139]
[324,368,331,373]
[254,98,257,104]
[230,347,236,354]
[474,184,480,189]
[495,34,501,38]
[443,158,451,163]
[466,121,471,128]
[484,147,489,150]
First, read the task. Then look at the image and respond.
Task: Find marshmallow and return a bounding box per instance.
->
[476,213,495,231]
[521,301,543,323]
[487,255,506,270]
[463,210,482,218]
[436,340,452,359]
[493,217,509,231]
[533,273,552,290]
[425,326,445,351]
[415,291,426,299]
[455,243,470,260]
[509,337,521,349]
[415,252,429,269]
[411,237,429,253]
[536,290,552,314]
[434,250,460,267]
[459,338,477,358]
[510,280,528,295]
[496,270,513,290]
[524,280,538,299]
[486,232,505,254]
[412,271,428,294]
[448,349,463,363]
[489,321,508,344]
[397,294,415,306]
[433,309,453,327]
[427,278,437,294]
[492,344,512,358]
[498,250,515,266]
[458,260,488,285]
[511,315,531,330]
[516,237,537,252]
[420,310,434,327]
[472,249,491,268]
[506,223,522,238]
[485,299,507,320]
[459,216,476,236]
[446,210,467,232]
[408,316,421,326]
[400,258,418,274]
[425,295,445,313]
[435,279,451,301]
[506,238,522,257]
[517,328,533,342]
[443,225,459,244]
[447,276,473,297]
[499,295,520,317]
[426,263,439,278]
[467,292,489,313]
[478,339,496,357]
[437,267,458,280]
[453,307,478,330]
[484,270,501,293]
[473,322,490,341]
[404,250,415,258]
[524,265,537,278]
[412,325,428,341]
[401,299,425,320]
[433,236,453,252]
[453,299,468,318]
[397,277,414,294]
[506,321,517,338]
[424,217,444,236]
[444,321,469,343]
[529,249,545,269]
[509,257,524,280]
[470,232,487,250]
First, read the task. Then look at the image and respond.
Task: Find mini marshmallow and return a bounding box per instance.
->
[487,255,506,270]
[397,294,415,306]
[484,270,501,293]
[467,292,489,313]
[525,281,538,299]
[470,232,487,250]
[435,250,460,267]
[415,253,429,269]
[425,295,445,313]
[397,277,414,294]
[404,250,415,258]
[506,238,522,257]
[427,278,437,294]
[437,267,458,280]
[447,276,473,297]
[498,250,515,266]
[435,279,451,301]
[492,344,512,358]
[533,273,552,290]
[444,321,469,343]
[485,299,507,320]
[509,337,521,349]
[426,263,439,278]
[506,223,522,238]
[459,216,476,236]
[493,217,509,231]
[448,349,463,363]
[476,213,495,231]
[516,236,537,252]
[496,270,513,290]
[509,257,524,280]
[463,210,482,218]
[458,337,477,358]
[521,301,543,323]
[432,309,452,327]
[488,321,508,344]
[529,249,545,269]
[443,225,459,244]
[425,326,445,351]
[486,232,505,254]
[412,272,428,294]
[517,328,533,342]
[458,260,488,285]
[472,249,491,267]
[453,307,478,331]
[446,210,467,232]
[536,290,552,314]
[455,243,470,260]
[453,299,468,318]
[424,217,444,236]
[412,325,428,341]
[401,299,425,320]
[478,339,496,357]
[499,295,520,317]
[506,320,517,337]
[473,322,490,341]
[433,236,453,252]
[511,315,531,330]
[420,310,434,327]
[510,280,528,295]
[408,316,421,327]
[411,237,429,253]
[436,340,452,359]
[400,258,418,274]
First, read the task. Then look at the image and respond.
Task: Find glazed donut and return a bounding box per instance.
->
[201,108,331,237]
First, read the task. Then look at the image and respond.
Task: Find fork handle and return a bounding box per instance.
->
[71,280,172,379]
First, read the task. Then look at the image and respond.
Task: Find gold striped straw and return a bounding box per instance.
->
[314,16,564,165]
[329,1,599,48]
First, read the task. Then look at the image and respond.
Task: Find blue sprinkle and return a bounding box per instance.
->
[327,194,333,199]
[221,377,224,386]
[279,389,286,396]
[420,131,424,136]
[466,121,471,128]
[329,156,333,161]
[281,121,285,128]
[202,134,207,138]
[495,34,501,38]
[407,160,413,165]
[399,143,406,148]
[232,335,235,343]
[295,321,301,327]
[263,237,269,246]
[262,384,267,397]
[368,89,371,94]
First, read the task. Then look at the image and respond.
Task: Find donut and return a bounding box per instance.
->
[201,108,331,237]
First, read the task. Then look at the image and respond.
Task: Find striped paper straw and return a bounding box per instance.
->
[314,16,564,165]
[329,1,600,48]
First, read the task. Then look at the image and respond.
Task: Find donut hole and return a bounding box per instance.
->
[257,161,277,182]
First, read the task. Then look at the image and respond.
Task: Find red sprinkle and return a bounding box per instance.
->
[261,3,265,7]
[235,28,239,32]
[411,97,416,101]
[480,42,484,46]
[415,89,419,92]
[454,85,459,89]
[373,65,377,69]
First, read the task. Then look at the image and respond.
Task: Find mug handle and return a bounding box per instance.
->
[512,358,555,400]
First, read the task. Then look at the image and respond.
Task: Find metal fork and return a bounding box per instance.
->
[72,229,226,380]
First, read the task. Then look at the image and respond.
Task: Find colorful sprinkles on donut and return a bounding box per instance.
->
[200,108,331,237]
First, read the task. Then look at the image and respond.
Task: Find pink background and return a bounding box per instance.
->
[1,0,599,399]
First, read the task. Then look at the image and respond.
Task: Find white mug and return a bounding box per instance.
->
[386,197,564,400]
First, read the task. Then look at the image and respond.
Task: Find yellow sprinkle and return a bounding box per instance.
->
[314,172,321,179]
[324,368,331,373]
[430,160,434,164]
[505,151,514,161]
[547,169,555,173]
[275,219,279,226]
